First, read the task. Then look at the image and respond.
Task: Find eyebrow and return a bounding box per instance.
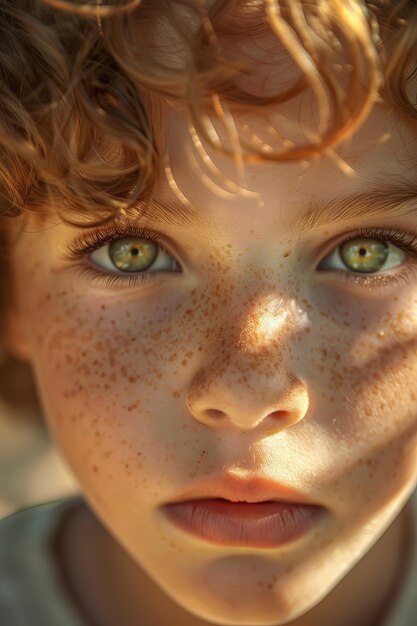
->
[132,197,210,232]
[290,181,417,237]
[131,180,417,236]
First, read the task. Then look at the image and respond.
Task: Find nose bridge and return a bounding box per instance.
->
[203,289,311,383]
[235,293,311,354]
[206,275,311,355]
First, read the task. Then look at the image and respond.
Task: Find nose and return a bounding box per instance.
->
[188,376,309,434]
[187,294,310,435]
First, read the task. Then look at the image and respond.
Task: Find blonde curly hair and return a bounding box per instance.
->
[0,0,416,413]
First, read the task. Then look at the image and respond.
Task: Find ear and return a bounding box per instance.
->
[3,300,32,363]
[1,216,33,364]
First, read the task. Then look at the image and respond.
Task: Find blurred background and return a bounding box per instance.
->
[0,359,79,519]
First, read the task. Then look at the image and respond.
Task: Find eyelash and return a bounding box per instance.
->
[63,223,417,290]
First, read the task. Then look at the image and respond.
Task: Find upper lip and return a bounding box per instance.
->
[166,472,320,506]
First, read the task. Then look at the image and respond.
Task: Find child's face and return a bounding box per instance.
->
[5,91,417,623]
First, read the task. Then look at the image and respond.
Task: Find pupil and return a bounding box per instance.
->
[359,248,367,256]
[131,247,139,256]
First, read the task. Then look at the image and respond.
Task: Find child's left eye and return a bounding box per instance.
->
[317,227,417,288]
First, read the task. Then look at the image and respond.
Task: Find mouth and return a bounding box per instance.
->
[161,472,326,548]
[162,498,325,548]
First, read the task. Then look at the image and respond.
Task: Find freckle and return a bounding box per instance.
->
[283,251,290,258]
[185,309,194,317]
[92,465,99,473]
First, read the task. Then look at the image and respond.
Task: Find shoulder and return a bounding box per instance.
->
[0,497,83,556]
[0,496,85,626]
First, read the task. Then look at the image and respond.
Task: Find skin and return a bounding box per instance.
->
[4,52,417,626]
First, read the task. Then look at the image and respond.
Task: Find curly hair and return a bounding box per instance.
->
[0,0,416,412]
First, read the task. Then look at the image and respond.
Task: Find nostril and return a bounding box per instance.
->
[269,410,288,419]
[205,409,226,420]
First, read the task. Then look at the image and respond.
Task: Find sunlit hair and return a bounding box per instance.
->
[0,0,416,226]
[0,0,416,410]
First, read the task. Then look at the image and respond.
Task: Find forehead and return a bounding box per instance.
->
[32,97,416,246]
[159,98,417,243]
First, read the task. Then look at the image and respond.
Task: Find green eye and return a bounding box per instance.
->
[109,238,158,272]
[318,235,407,276]
[340,238,388,273]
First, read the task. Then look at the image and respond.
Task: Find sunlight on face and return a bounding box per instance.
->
[236,295,311,352]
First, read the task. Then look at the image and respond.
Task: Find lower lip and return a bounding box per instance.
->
[162,499,325,548]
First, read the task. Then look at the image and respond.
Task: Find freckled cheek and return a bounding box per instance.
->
[326,437,417,520]
[21,281,197,500]
[303,322,417,512]
[297,302,417,443]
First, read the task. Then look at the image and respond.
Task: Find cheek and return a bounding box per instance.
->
[301,290,417,515]
[18,263,203,514]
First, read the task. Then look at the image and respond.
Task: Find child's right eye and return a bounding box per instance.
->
[62,223,182,288]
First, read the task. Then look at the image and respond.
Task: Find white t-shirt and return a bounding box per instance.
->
[0,496,86,626]
[0,493,416,625]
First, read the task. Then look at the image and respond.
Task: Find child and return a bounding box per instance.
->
[0,0,417,624]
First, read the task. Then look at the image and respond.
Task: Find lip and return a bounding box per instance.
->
[162,499,325,548]
[165,472,320,505]
[161,472,326,548]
